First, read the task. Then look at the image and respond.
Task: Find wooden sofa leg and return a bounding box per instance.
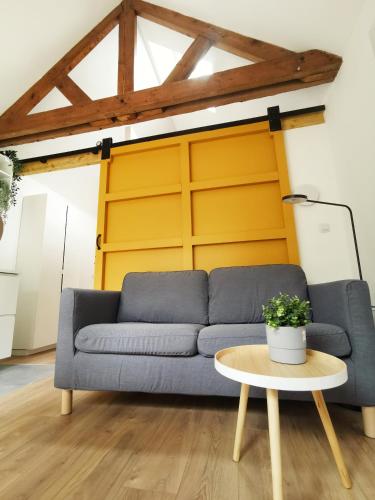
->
[362,407,375,438]
[61,389,73,415]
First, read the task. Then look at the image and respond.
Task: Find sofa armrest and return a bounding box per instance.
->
[54,288,121,389]
[308,280,375,405]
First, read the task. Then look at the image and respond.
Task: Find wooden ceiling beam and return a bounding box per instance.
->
[56,76,92,105]
[153,35,212,117]
[1,3,121,120]
[3,124,112,147]
[118,0,137,94]
[133,0,294,62]
[164,35,212,84]
[21,151,100,176]
[150,79,332,119]
[0,50,341,144]
[0,1,343,146]
[1,75,331,147]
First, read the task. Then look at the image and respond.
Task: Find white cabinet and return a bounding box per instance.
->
[13,194,67,354]
[11,191,97,355]
[0,272,19,359]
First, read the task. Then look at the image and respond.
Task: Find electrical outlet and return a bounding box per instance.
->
[319,223,330,233]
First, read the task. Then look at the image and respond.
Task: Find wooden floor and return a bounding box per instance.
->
[0,353,374,499]
[0,349,56,365]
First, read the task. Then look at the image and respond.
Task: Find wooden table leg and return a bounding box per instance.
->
[312,390,352,489]
[233,383,250,462]
[267,388,283,500]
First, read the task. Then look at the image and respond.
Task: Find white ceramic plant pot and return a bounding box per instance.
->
[266,325,307,364]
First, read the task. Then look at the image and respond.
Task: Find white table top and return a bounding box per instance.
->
[215,345,348,391]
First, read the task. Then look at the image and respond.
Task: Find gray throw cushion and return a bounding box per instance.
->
[117,270,209,324]
[75,323,204,356]
[209,264,308,324]
[198,322,351,358]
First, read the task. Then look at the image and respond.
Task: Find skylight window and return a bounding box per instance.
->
[148,42,182,82]
[189,59,214,79]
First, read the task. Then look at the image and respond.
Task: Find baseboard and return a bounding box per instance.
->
[11,344,56,356]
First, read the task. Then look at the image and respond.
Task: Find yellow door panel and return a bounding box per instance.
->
[108,145,181,193]
[104,247,183,290]
[192,182,284,236]
[106,194,182,244]
[194,240,289,271]
[95,123,299,290]
[190,129,277,182]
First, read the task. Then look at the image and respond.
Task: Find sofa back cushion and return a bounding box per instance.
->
[208,264,308,324]
[118,270,209,324]
[197,323,351,358]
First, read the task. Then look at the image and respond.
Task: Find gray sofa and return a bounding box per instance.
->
[54,264,375,436]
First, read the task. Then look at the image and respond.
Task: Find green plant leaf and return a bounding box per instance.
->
[262,292,310,328]
[0,150,22,219]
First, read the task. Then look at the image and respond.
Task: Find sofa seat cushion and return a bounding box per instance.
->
[198,322,351,358]
[209,265,308,324]
[118,270,208,324]
[75,323,204,356]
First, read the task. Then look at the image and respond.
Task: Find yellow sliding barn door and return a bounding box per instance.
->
[95,122,299,290]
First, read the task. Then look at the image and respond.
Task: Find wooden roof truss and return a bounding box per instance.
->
[0,0,342,146]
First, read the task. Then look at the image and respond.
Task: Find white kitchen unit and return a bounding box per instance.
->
[0,272,19,359]
[13,194,67,354]
[11,190,97,356]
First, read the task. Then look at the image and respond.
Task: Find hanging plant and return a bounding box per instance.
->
[3,150,23,206]
[0,178,11,215]
[0,149,23,220]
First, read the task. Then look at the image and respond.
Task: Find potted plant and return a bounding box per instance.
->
[0,150,22,239]
[263,293,310,364]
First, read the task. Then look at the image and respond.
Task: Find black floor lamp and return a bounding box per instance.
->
[282,194,363,280]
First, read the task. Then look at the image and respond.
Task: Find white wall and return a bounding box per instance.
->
[285,124,353,284]
[62,205,97,289]
[325,0,375,301]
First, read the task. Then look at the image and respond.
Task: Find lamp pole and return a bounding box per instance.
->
[305,199,362,280]
[282,194,363,280]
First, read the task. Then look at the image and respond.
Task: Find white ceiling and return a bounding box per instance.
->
[0,0,365,159]
[147,0,364,54]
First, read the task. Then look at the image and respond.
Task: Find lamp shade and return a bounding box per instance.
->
[282,194,308,204]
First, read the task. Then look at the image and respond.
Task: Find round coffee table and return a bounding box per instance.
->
[215,345,351,500]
